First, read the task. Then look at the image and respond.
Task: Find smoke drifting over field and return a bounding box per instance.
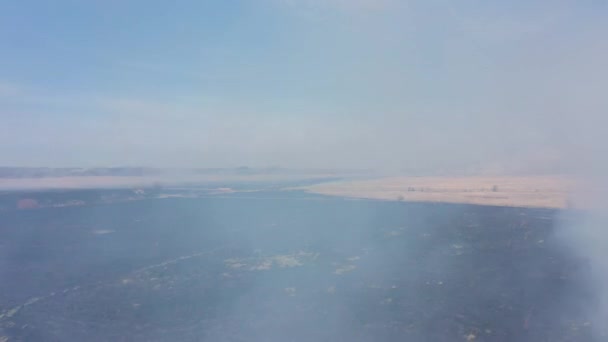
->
[2,1,608,341]
[558,177,608,339]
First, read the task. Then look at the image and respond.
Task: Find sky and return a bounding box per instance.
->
[1,0,607,171]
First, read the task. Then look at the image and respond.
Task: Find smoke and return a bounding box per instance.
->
[556,173,608,339]
[2,0,608,340]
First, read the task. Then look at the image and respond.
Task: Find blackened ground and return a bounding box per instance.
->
[0,191,598,341]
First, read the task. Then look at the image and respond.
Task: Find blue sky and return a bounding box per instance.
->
[1,0,607,170]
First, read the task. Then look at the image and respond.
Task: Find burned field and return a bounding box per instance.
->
[0,191,598,341]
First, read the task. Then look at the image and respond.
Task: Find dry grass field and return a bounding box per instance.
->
[0,173,584,209]
[304,176,579,209]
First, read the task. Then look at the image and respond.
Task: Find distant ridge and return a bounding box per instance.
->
[0,167,372,179]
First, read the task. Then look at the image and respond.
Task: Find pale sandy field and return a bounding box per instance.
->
[304,176,579,209]
[0,174,586,209]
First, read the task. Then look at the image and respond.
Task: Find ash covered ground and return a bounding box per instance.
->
[0,190,598,341]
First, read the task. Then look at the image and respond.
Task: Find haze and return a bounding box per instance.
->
[1,0,606,171]
[4,3,608,340]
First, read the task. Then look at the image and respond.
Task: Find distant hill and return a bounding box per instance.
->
[0,167,157,178]
[0,167,370,179]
